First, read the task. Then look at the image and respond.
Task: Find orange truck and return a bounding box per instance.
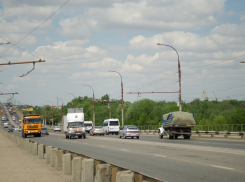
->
[21,114,42,138]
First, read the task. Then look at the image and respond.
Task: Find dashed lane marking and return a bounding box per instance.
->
[153,154,167,158]
[100,145,105,148]
[211,165,234,170]
[121,149,129,152]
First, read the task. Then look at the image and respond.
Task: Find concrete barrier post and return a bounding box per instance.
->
[225,135,228,138]
[94,164,112,182]
[24,139,29,151]
[38,144,44,159]
[51,148,58,167]
[20,138,24,149]
[111,166,118,182]
[94,160,101,176]
[28,142,32,154]
[82,159,94,182]
[32,143,38,156]
[46,146,53,164]
[241,135,244,139]
[63,153,72,175]
[72,156,82,182]
[116,170,134,182]
[55,150,64,171]
[134,173,143,182]
[211,134,214,137]
[17,137,21,147]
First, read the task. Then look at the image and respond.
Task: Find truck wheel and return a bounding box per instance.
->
[186,135,190,139]
[175,135,178,139]
[159,135,163,139]
[137,136,139,139]
[83,134,86,139]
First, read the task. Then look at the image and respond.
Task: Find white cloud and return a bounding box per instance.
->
[84,0,223,32]
[25,40,105,63]
[241,14,245,21]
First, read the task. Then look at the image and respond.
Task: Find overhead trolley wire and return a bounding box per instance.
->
[0,0,70,61]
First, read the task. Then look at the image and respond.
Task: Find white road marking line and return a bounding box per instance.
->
[84,143,88,144]
[121,149,129,152]
[154,154,167,158]
[100,145,105,147]
[211,165,234,170]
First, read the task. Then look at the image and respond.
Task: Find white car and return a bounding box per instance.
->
[12,117,15,121]
[54,126,61,132]
[14,127,19,131]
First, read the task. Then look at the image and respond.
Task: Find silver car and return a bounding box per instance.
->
[90,126,105,136]
[119,125,140,139]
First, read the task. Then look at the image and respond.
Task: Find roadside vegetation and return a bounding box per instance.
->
[21,94,245,127]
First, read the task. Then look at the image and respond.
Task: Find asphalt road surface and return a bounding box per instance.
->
[1,120,245,182]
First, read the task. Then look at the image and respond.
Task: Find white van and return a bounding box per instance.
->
[103,119,120,135]
[84,121,93,133]
[4,122,8,128]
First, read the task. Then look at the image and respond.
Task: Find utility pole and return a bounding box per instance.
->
[47,101,53,127]
[82,84,95,126]
[108,70,124,126]
[56,97,63,124]
[67,92,76,113]
[45,107,46,126]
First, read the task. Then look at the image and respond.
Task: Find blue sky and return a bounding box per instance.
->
[0,0,245,106]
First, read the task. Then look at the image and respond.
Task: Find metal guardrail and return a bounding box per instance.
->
[192,130,245,139]
[137,124,245,132]
[138,129,245,139]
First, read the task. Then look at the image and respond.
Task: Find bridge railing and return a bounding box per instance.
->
[137,124,245,132]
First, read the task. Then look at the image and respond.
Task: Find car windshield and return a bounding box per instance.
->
[24,118,41,124]
[84,123,92,127]
[94,126,102,128]
[68,122,84,128]
[109,121,119,126]
[42,128,47,130]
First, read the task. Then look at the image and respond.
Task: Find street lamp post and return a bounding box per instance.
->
[82,84,95,126]
[157,43,182,112]
[56,97,63,122]
[67,92,76,113]
[108,70,124,126]
[47,101,54,127]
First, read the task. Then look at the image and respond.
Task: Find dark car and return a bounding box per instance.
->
[8,128,14,132]
[41,127,49,135]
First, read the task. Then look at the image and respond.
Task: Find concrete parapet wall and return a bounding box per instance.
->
[95,164,112,182]
[72,156,82,182]
[32,142,38,156]
[1,130,161,182]
[46,146,52,164]
[63,153,72,175]
[38,144,44,159]
[51,148,58,167]
[82,159,94,182]
[116,170,134,182]
[55,150,64,171]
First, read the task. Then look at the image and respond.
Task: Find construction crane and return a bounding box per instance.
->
[213,91,217,101]
[202,90,209,101]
